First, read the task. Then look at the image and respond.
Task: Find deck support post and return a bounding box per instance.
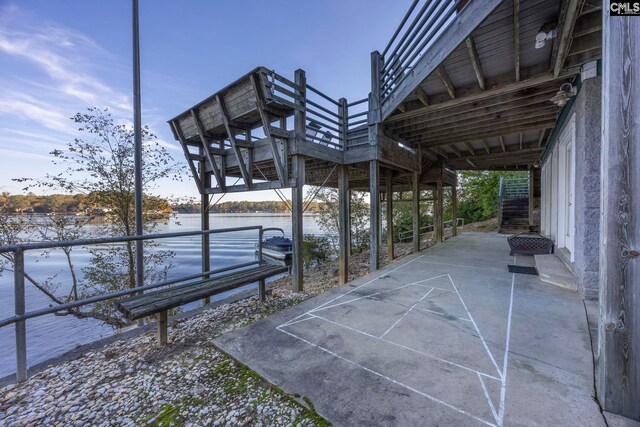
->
[370,160,380,271]
[338,165,350,284]
[258,279,266,303]
[412,172,421,253]
[291,155,305,293]
[435,177,444,243]
[386,170,394,261]
[528,168,535,229]
[200,157,211,306]
[157,310,167,345]
[452,175,458,237]
[597,9,640,420]
[292,69,306,293]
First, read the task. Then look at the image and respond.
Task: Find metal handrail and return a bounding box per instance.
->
[394,218,464,242]
[2,225,271,383]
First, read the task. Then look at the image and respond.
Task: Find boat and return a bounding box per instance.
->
[258,235,292,261]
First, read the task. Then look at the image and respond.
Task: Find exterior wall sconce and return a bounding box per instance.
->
[535,22,557,49]
[550,83,577,107]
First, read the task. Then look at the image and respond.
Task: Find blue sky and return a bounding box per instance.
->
[0,0,410,201]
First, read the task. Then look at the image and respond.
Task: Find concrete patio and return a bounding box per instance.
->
[215,233,604,426]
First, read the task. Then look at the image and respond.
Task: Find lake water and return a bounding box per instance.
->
[0,214,322,378]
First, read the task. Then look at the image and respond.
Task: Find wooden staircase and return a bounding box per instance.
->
[498,177,531,233]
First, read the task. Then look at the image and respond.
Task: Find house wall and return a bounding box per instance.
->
[541,76,602,300]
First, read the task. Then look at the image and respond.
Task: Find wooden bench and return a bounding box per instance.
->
[116,264,288,344]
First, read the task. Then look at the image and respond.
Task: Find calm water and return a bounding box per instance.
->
[0,214,322,378]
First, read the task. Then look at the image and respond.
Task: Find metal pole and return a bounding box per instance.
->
[14,249,27,382]
[132,0,144,326]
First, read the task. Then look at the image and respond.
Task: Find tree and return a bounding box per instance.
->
[16,108,184,325]
[314,187,370,253]
[457,170,528,223]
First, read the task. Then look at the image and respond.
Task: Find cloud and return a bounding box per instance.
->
[0,3,132,124]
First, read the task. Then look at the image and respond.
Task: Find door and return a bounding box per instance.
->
[558,114,576,261]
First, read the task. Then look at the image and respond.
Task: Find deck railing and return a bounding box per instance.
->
[379,0,464,102]
[395,218,464,243]
[0,225,280,383]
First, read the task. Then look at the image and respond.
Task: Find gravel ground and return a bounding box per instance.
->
[0,242,418,427]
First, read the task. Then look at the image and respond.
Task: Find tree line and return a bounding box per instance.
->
[173,200,324,214]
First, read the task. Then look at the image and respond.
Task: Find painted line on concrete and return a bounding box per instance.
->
[283,311,500,381]
[448,274,503,380]
[414,259,507,273]
[478,372,500,425]
[413,306,473,322]
[379,288,434,339]
[364,294,472,323]
[279,254,427,327]
[497,254,517,427]
[276,325,497,427]
[306,274,450,315]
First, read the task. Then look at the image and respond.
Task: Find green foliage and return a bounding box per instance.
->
[11,108,183,326]
[314,187,370,253]
[303,234,333,268]
[457,170,528,223]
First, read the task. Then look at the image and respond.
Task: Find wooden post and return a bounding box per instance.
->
[452,175,458,237]
[386,169,394,261]
[370,160,380,271]
[292,69,306,293]
[412,172,421,253]
[597,7,640,420]
[14,249,27,383]
[528,167,535,229]
[200,157,211,306]
[435,177,444,242]
[258,279,266,303]
[338,165,350,284]
[157,310,167,345]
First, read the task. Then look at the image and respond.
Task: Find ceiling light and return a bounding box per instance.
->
[535,22,557,49]
[550,83,577,107]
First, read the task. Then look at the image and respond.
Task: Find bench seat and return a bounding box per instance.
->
[115,263,288,344]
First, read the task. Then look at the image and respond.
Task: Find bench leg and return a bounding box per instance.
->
[157,310,168,345]
[258,279,266,303]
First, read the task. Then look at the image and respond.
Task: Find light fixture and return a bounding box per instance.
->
[550,83,577,107]
[535,22,557,49]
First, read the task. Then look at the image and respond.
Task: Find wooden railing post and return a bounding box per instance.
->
[338,165,350,285]
[14,249,27,383]
[339,98,348,151]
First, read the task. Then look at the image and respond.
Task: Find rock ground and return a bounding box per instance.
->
[0,241,420,427]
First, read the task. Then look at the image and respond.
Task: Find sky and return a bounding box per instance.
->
[0,0,411,202]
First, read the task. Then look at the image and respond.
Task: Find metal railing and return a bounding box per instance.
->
[379,0,464,101]
[500,177,530,199]
[0,225,280,383]
[395,218,465,242]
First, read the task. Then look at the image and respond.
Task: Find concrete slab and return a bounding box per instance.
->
[534,254,579,291]
[215,233,604,427]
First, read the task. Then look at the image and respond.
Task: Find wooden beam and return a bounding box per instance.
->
[597,12,640,419]
[448,144,462,158]
[519,132,523,150]
[537,129,546,147]
[435,177,444,242]
[466,158,478,168]
[415,88,429,106]
[380,0,502,120]
[482,139,491,154]
[191,110,224,192]
[251,74,287,187]
[431,147,449,159]
[552,0,581,77]
[397,103,406,113]
[216,94,252,189]
[385,73,560,124]
[171,120,203,193]
[465,36,485,90]
[463,141,476,156]
[436,65,456,99]
[499,136,506,152]
[451,179,458,237]
[338,165,350,285]
[513,0,520,82]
